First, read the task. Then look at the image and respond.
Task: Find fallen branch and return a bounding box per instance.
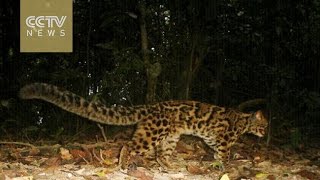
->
[0,141,37,149]
[72,141,114,149]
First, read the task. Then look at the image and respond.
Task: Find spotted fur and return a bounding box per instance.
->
[20,83,268,169]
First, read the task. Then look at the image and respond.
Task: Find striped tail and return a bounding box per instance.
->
[19,83,146,125]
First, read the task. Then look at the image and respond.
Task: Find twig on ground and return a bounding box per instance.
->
[97,124,108,142]
[72,142,112,149]
[92,149,103,164]
[78,153,90,164]
[0,141,37,149]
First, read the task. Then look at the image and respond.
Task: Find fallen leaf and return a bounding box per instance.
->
[256,160,272,168]
[10,150,22,160]
[255,172,269,179]
[186,164,208,174]
[266,175,277,180]
[70,149,86,159]
[60,148,73,160]
[96,169,106,177]
[102,148,118,158]
[296,169,320,179]
[103,158,117,166]
[70,149,86,158]
[220,173,230,180]
[210,161,224,170]
[253,156,261,161]
[127,169,153,180]
[44,157,61,166]
[29,148,40,156]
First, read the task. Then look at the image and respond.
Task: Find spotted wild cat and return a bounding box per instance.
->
[19,83,268,169]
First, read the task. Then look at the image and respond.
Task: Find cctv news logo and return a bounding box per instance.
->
[20,0,72,52]
[25,16,67,37]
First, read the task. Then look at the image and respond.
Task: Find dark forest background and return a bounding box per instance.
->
[0,0,319,147]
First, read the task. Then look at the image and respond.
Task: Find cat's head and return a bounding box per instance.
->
[248,110,268,137]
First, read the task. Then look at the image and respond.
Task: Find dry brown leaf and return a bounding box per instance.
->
[256,160,272,169]
[29,148,40,156]
[186,164,208,174]
[59,148,73,160]
[127,169,153,180]
[44,157,61,166]
[296,169,320,180]
[10,150,22,160]
[23,156,38,165]
[236,165,252,177]
[70,149,86,159]
[266,174,277,180]
[101,148,118,158]
[253,156,261,161]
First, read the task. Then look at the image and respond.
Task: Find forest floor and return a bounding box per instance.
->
[0,133,320,180]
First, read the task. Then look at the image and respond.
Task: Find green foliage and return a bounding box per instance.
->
[1,0,319,144]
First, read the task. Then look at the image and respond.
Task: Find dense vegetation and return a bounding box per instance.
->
[0,0,319,147]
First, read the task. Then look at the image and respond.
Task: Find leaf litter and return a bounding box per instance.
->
[0,135,319,180]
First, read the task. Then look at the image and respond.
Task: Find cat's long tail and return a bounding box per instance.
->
[19,83,147,125]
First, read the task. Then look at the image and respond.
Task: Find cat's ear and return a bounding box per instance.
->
[255,110,263,120]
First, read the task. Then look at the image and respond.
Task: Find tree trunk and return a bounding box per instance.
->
[86,1,93,94]
[177,33,203,100]
[138,1,161,103]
